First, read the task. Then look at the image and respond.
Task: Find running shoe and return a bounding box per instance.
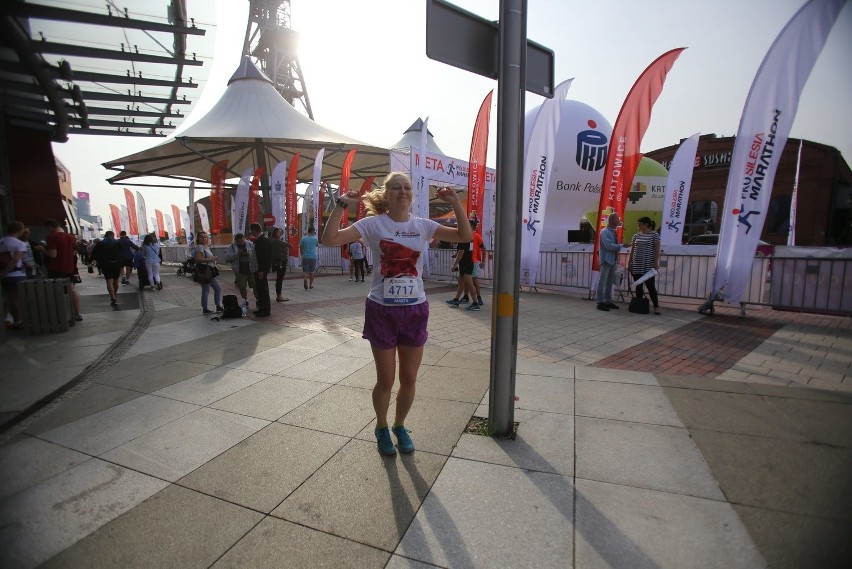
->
[459,296,470,304]
[465,303,480,311]
[446,298,460,307]
[392,425,415,453]
[202,309,215,315]
[477,295,484,306]
[375,427,397,456]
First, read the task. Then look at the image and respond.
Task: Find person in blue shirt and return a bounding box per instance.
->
[299,226,319,290]
[596,213,623,311]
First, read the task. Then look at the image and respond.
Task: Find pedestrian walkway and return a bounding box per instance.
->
[1,267,850,568]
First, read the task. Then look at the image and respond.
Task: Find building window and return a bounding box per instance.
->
[766,195,791,233]
[685,200,718,237]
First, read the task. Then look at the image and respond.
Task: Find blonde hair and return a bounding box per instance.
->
[363,172,411,216]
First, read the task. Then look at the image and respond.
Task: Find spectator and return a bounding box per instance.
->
[250,223,272,317]
[628,216,662,315]
[299,226,318,290]
[191,232,222,315]
[91,231,123,306]
[44,218,82,321]
[118,231,139,285]
[1,221,28,329]
[596,213,623,312]
[18,226,40,278]
[224,233,257,309]
[141,233,162,290]
[270,227,290,302]
[350,239,367,283]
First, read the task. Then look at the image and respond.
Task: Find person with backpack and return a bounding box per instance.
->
[91,231,124,306]
[118,231,139,285]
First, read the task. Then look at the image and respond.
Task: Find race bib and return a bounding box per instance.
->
[382,277,420,305]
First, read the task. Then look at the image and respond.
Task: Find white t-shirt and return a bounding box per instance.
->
[352,214,439,306]
[0,235,28,278]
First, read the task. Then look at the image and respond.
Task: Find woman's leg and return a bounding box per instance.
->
[633,273,645,298]
[275,266,284,297]
[646,276,659,308]
[393,344,424,426]
[211,278,222,307]
[371,345,397,428]
[201,283,210,310]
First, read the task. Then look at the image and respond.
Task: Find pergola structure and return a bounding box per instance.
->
[0,0,206,142]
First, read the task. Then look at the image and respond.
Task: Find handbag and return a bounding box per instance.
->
[628,294,650,314]
[87,265,94,274]
[193,264,214,284]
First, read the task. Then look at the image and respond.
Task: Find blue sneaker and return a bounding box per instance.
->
[465,303,480,311]
[392,425,415,453]
[459,296,470,304]
[446,298,460,307]
[375,427,397,455]
[477,295,484,306]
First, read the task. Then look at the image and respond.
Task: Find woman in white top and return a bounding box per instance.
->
[322,172,472,456]
[191,232,222,315]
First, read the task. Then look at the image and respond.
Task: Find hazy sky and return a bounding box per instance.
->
[51,0,852,231]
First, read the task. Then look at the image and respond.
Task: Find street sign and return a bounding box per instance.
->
[426,0,554,98]
[262,214,275,226]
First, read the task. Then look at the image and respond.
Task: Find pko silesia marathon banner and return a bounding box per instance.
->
[520,79,573,286]
[660,133,700,247]
[712,0,845,305]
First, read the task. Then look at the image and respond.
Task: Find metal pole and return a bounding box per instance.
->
[489,0,526,436]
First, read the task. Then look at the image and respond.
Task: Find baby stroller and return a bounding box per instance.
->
[176,256,195,277]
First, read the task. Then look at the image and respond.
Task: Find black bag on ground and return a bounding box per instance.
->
[220,294,242,318]
[629,294,650,314]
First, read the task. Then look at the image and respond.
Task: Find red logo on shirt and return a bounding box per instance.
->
[379,239,419,277]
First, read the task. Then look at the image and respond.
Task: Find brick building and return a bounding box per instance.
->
[645,134,852,246]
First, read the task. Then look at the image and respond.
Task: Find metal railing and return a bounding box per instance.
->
[161,245,850,316]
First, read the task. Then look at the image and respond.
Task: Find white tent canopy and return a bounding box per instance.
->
[103,57,390,190]
[390,118,444,155]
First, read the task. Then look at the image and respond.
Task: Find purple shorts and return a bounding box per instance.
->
[362,298,429,349]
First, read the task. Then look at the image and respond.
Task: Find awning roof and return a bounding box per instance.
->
[103,57,390,187]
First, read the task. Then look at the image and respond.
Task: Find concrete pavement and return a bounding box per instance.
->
[1,265,850,568]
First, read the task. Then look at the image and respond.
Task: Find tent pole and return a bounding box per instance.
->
[254,138,272,216]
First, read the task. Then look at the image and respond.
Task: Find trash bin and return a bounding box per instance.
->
[19,278,76,334]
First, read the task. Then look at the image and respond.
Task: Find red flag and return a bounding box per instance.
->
[340,149,357,193]
[592,48,685,271]
[109,204,121,233]
[123,189,138,235]
[249,167,264,225]
[286,153,300,254]
[357,176,374,221]
[171,204,183,237]
[210,161,228,233]
[467,90,493,236]
[154,209,165,238]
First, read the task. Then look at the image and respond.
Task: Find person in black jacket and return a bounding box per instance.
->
[91,231,124,306]
[250,223,272,317]
[117,231,139,285]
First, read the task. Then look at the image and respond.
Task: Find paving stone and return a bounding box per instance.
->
[279,384,376,437]
[153,367,271,406]
[98,360,219,393]
[212,515,390,568]
[396,457,573,568]
[576,416,724,499]
[514,374,574,413]
[39,485,263,569]
[101,408,268,481]
[688,429,852,522]
[0,436,89,500]
[416,365,489,404]
[452,411,574,475]
[180,422,347,512]
[574,478,765,569]
[732,504,852,569]
[39,395,199,455]
[227,345,323,375]
[575,379,682,426]
[575,365,658,385]
[0,458,169,569]
[273,439,446,551]
[278,353,374,384]
[23,383,143,436]
[210,375,330,421]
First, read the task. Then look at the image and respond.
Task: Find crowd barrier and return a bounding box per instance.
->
[161,245,850,316]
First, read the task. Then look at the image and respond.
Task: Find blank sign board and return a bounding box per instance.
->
[426,0,554,98]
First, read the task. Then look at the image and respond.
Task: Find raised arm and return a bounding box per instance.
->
[321,191,363,246]
[432,187,472,244]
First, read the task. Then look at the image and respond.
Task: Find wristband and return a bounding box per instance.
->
[335,198,349,209]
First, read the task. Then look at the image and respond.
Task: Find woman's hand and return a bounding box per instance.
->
[435,186,460,204]
[338,190,361,208]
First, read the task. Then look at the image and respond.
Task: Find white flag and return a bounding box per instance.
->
[713,0,844,304]
[165,214,175,240]
[187,181,196,244]
[311,148,325,234]
[520,79,573,286]
[270,160,287,232]
[136,191,149,235]
[119,205,130,236]
[150,217,158,238]
[660,133,700,247]
[234,167,252,236]
[787,139,803,246]
[197,203,210,233]
[410,118,430,220]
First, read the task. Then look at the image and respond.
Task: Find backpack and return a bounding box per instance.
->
[221,294,243,319]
